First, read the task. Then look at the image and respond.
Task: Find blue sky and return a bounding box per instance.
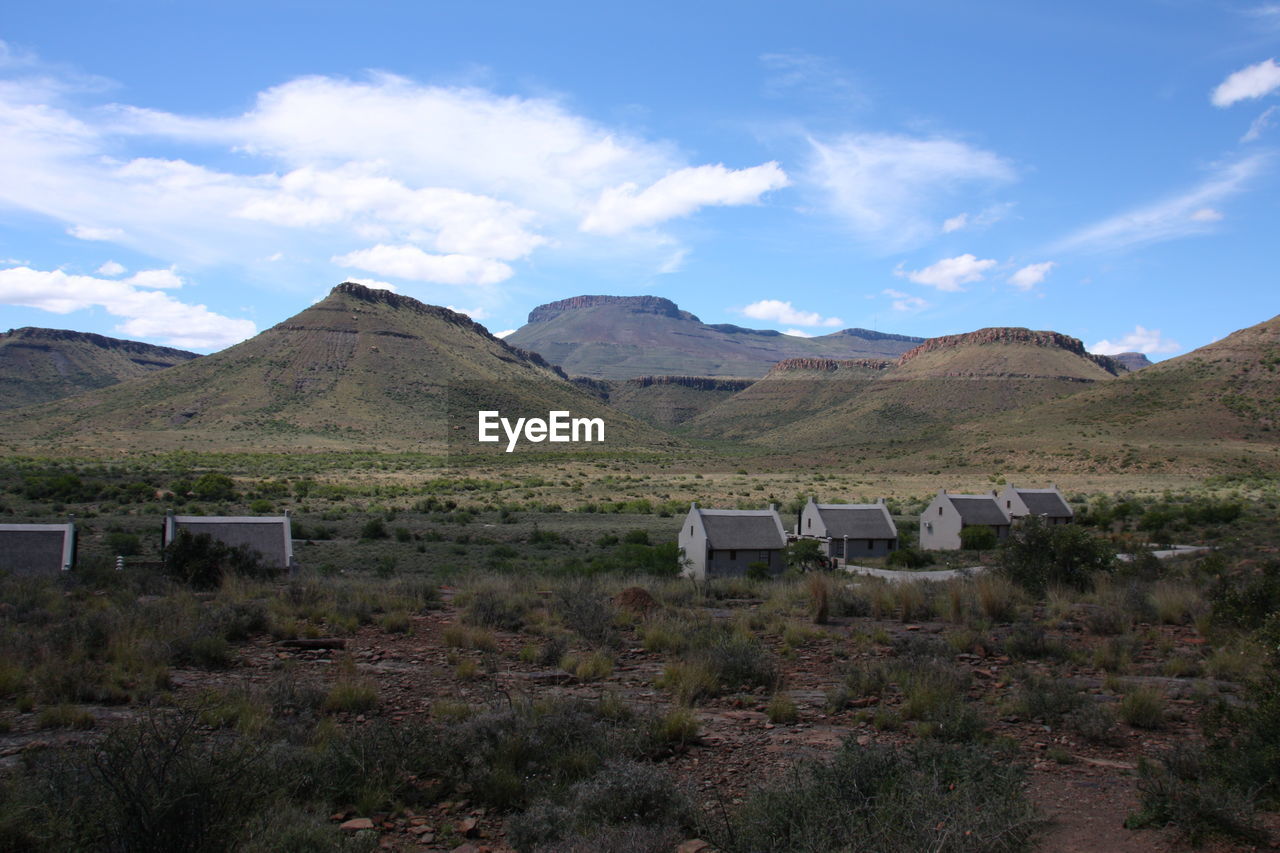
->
[1,1,1277,358]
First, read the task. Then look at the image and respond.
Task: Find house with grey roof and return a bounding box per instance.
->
[678,502,787,580]
[163,513,294,571]
[798,497,898,563]
[998,483,1074,525]
[919,490,1011,551]
[0,521,76,575]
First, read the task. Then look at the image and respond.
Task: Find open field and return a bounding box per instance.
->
[4,450,1280,852]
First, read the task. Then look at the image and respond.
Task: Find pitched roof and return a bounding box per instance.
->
[815,504,897,539]
[697,509,785,550]
[948,495,1009,526]
[1016,489,1073,517]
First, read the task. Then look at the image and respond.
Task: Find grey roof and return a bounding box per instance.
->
[948,496,1009,526]
[170,516,291,568]
[1017,489,1073,518]
[816,504,896,540]
[0,528,70,575]
[698,510,785,550]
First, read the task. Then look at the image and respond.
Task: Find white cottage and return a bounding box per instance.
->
[678,503,787,580]
[798,497,898,563]
[998,483,1074,525]
[919,490,1011,551]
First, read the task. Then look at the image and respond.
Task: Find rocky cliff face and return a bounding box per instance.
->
[527,295,699,324]
[897,327,1123,375]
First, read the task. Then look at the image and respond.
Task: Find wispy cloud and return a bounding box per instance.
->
[1052,155,1267,253]
[1008,261,1055,291]
[897,254,997,292]
[1091,325,1180,356]
[580,162,788,235]
[759,52,867,105]
[739,299,843,327]
[805,132,1014,251]
[1243,105,1278,141]
[881,288,929,312]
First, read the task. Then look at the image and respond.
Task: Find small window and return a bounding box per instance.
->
[1006,500,1011,508]
[729,549,737,561]
[807,518,811,529]
[689,525,693,535]
[866,539,873,550]
[938,506,942,516]
[759,550,769,562]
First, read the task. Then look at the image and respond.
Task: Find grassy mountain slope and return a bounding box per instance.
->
[0,327,198,411]
[962,315,1280,455]
[0,284,674,454]
[589,376,756,429]
[504,295,922,379]
[685,329,1121,450]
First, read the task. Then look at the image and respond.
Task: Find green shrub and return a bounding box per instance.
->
[192,473,237,502]
[358,519,387,540]
[1119,687,1166,730]
[105,531,142,557]
[886,547,930,569]
[998,516,1115,595]
[960,525,998,551]
[163,530,271,589]
[1128,745,1266,846]
[702,739,1039,852]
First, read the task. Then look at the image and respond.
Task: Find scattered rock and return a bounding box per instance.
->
[339,817,375,831]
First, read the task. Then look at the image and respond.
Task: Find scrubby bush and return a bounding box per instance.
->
[163,530,271,589]
[702,739,1039,852]
[998,516,1115,595]
[886,547,930,569]
[960,525,998,551]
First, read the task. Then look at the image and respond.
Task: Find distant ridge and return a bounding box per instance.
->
[0,326,199,411]
[1111,351,1153,372]
[896,327,1124,375]
[684,324,1122,447]
[528,295,698,323]
[506,294,923,379]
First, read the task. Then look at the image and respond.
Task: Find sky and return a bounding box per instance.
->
[1,1,1278,359]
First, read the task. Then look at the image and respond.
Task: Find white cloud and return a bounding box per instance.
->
[1091,325,1181,356]
[806,132,1014,250]
[332,244,512,285]
[760,52,866,104]
[124,268,183,289]
[1243,105,1278,141]
[68,224,125,241]
[1190,207,1223,222]
[882,288,929,312]
[1212,58,1280,107]
[0,67,788,303]
[940,203,1012,234]
[493,329,516,339]
[1053,155,1265,253]
[445,304,490,320]
[898,254,996,292]
[96,260,125,276]
[0,265,255,349]
[580,162,788,234]
[1009,261,1055,290]
[739,299,843,327]
[782,328,815,337]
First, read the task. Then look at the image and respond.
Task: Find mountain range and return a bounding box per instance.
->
[0,283,669,454]
[503,294,924,379]
[2,286,1272,479]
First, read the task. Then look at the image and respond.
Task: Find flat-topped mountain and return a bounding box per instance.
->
[1110,351,1154,372]
[504,294,923,379]
[0,327,199,411]
[0,283,672,454]
[684,327,1122,447]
